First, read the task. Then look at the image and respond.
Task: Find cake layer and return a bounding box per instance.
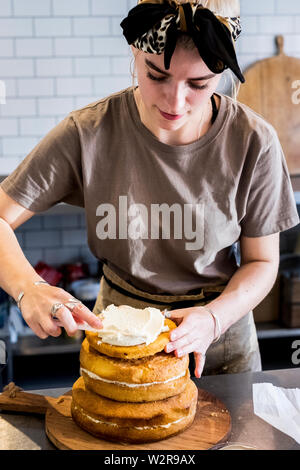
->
[81,367,190,402]
[85,318,176,359]
[80,338,189,401]
[71,400,197,444]
[72,376,197,423]
[71,377,198,443]
[80,338,188,384]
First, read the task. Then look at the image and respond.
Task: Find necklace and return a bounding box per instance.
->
[197,99,212,141]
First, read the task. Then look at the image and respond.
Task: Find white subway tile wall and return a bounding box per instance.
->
[0,0,299,273]
[17,214,99,276]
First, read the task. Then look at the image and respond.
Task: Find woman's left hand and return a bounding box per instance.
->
[164,307,216,378]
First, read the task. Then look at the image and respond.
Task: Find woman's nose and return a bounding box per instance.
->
[164,84,186,114]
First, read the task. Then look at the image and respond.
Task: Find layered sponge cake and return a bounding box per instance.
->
[80,338,190,402]
[71,304,198,443]
[71,377,198,444]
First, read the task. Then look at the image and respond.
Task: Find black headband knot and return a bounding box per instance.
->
[120,0,245,83]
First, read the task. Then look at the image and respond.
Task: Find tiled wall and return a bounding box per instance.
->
[16,212,100,277]
[1,0,300,272]
[237,0,300,69]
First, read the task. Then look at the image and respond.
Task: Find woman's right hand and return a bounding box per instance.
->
[18,283,103,339]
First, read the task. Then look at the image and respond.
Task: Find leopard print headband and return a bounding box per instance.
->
[136,0,242,44]
[121,0,245,82]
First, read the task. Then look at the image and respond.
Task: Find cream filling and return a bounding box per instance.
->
[73,404,186,430]
[96,304,169,346]
[80,367,186,388]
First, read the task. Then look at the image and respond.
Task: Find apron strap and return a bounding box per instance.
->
[102,264,226,309]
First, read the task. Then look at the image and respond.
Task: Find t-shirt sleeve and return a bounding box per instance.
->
[240,128,299,237]
[0,114,84,213]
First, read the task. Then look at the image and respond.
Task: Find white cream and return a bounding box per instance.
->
[73,405,118,427]
[73,404,186,430]
[133,417,186,430]
[80,367,186,388]
[96,304,169,346]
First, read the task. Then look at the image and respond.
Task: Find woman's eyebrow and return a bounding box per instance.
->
[145,59,215,81]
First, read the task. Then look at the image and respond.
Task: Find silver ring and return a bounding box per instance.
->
[50,303,64,316]
[65,301,81,310]
[34,281,49,286]
[163,310,172,318]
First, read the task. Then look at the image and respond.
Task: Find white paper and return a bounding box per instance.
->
[0,340,5,365]
[253,382,300,444]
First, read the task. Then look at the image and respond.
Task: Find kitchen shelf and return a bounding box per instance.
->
[11,334,83,357]
[0,324,9,341]
[13,323,300,352]
[0,324,14,384]
[6,323,300,352]
[256,322,300,339]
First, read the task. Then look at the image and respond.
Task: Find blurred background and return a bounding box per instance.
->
[0,0,300,391]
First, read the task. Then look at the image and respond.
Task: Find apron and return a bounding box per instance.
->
[92,264,262,376]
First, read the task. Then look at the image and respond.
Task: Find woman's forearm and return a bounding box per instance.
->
[0,217,103,338]
[0,217,45,301]
[206,260,279,335]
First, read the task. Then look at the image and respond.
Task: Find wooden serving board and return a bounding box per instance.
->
[237,35,300,176]
[0,382,231,450]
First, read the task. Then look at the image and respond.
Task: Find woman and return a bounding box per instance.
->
[0,0,298,378]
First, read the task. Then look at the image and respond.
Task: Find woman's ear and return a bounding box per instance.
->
[130,45,139,58]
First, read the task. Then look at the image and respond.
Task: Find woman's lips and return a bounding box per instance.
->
[158,109,184,121]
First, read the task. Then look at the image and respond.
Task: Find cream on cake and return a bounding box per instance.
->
[96,304,169,346]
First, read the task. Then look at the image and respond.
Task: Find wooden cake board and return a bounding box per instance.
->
[0,383,231,450]
[45,389,231,450]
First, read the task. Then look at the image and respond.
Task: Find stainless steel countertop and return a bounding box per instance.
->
[0,368,300,450]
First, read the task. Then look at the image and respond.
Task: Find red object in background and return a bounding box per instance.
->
[34,261,63,286]
[61,262,90,284]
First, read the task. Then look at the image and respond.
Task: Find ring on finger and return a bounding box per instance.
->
[65,297,82,310]
[163,309,172,319]
[50,302,64,317]
[65,298,82,309]
[65,301,82,310]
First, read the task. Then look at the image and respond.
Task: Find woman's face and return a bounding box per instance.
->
[132,44,222,131]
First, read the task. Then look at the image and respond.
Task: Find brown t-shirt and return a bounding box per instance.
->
[1,86,299,294]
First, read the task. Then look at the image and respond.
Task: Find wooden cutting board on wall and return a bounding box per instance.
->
[237,35,300,176]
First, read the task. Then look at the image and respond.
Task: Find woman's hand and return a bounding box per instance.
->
[19,283,103,339]
[164,307,215,378]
